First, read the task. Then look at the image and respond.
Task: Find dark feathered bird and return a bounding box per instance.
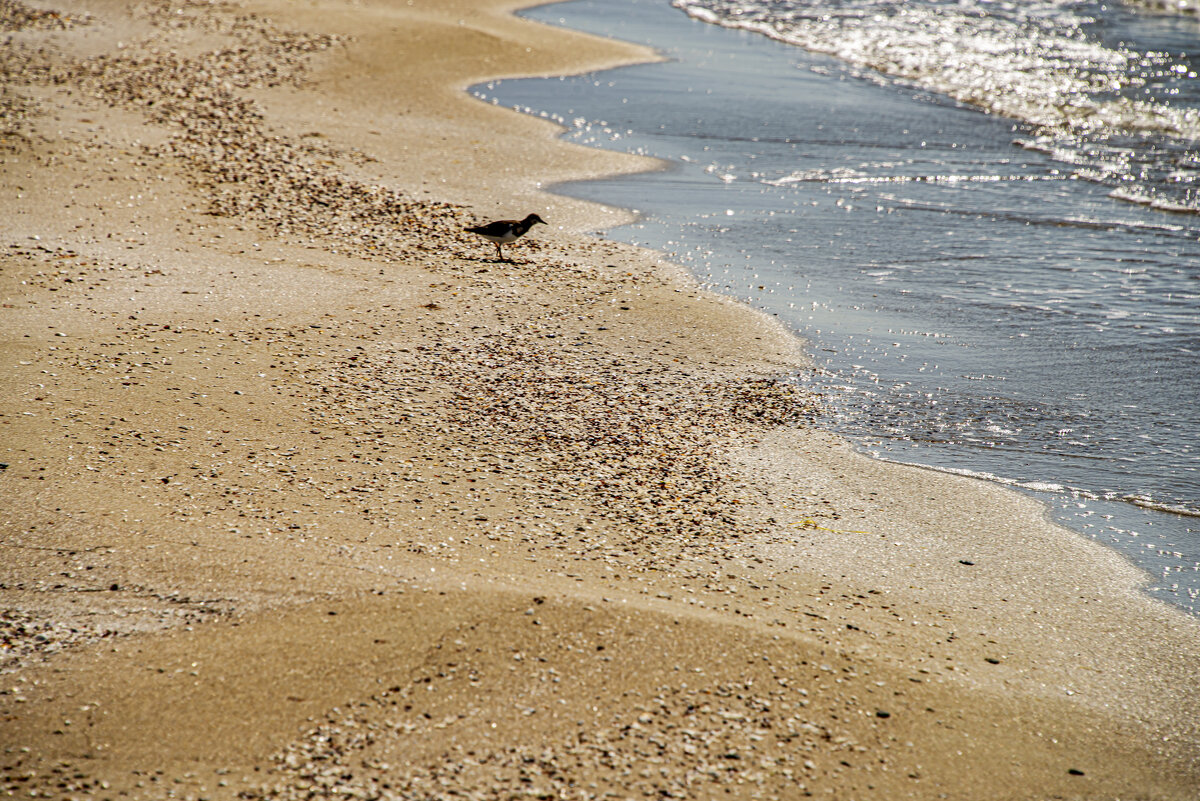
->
[465,213,546,262]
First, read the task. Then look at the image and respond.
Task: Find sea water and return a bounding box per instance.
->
[474,0,1200,613]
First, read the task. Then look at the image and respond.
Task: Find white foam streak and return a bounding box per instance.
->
[1108,186,1199,213]
[865,454,1200,517]
[764,168,1060,186]
[1124,495,1200,518]
[1124,0,1200,15]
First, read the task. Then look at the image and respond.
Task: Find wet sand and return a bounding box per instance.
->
[1,0,1197,798]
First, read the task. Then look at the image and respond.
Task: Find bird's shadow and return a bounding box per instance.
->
[466,252,521,264]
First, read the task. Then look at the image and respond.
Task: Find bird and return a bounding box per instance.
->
[465,213,546,262]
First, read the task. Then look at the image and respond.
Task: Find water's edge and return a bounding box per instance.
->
[485,0,1199,615]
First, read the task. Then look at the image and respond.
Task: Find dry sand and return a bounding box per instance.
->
[1,0,1197,798]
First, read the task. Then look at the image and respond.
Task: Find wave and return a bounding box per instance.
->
[673,0,1200,212]
[674,0,1200,138]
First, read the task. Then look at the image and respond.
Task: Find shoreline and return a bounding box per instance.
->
[501,0,1200,617]
[501,0,1200,618]
[1,0,1198,798]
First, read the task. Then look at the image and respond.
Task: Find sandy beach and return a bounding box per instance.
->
[2,0,1198,798]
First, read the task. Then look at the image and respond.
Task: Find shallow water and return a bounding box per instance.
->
[476,0,1200,613]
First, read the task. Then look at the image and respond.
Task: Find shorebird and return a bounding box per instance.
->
[466,213,546,262]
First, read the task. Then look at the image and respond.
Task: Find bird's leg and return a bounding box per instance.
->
[495,243,504,261]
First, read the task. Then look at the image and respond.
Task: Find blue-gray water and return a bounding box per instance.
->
[475,0,1200,613]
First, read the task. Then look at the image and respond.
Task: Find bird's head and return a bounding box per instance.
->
[525,213,547,227]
